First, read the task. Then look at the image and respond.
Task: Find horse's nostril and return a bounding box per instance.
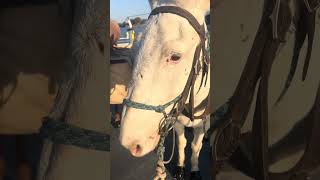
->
[136,144,141,151]
[129,142,143,157]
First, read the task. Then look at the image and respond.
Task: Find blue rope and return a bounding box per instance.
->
[40,117,110,152]
[157,116,176,159]
[123,94,182,113]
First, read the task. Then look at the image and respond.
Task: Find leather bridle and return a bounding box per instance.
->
[123,6,210,125]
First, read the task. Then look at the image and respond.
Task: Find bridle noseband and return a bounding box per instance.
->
[123,6,210,122]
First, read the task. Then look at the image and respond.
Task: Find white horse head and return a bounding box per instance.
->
[120,0,210,157]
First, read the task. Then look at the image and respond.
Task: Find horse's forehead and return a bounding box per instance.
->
[155,14,195,40]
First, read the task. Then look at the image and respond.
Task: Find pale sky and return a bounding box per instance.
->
[110,0,151,22]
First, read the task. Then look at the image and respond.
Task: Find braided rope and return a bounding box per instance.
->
[123,95,182,113]
[40,117,110,151]
[153,116,176,180]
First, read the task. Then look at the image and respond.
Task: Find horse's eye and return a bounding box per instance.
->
[170,53,181,61]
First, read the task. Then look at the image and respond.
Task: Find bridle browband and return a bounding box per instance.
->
[123,6,210,122]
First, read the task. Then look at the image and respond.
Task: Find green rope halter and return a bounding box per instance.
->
[123,94,182,115]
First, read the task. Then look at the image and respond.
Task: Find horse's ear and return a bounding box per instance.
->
[148,0,158,10]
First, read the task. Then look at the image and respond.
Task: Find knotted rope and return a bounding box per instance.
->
[153,116,176,180]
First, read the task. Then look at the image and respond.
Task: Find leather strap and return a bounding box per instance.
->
[211,0,320,179]
[149,6,205,38]
[149,6,209,121]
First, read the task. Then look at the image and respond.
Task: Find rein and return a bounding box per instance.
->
[123,5,210,180]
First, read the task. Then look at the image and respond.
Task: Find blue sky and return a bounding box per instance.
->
[110,0,151,22]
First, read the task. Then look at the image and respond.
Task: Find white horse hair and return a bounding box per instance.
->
[120,0,210,174]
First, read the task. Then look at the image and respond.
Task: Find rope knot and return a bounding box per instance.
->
[153,160,167,180]
[154,105,165,113]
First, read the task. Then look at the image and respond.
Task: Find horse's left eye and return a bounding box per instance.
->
[170,53,181,61]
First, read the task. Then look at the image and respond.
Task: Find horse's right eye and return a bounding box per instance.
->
[170,53,181,62]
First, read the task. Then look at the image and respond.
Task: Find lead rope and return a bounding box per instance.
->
[153,112,177,180]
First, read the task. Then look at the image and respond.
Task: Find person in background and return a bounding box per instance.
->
[110,19,121,128]
[124,18,135,45]
[110,19,120,47]
[109,19,129,128]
